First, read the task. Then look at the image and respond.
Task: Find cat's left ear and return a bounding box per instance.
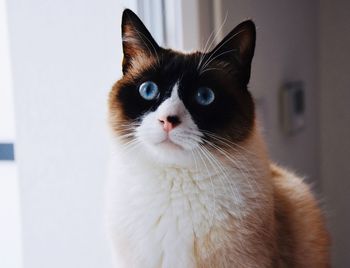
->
[121,9,160,74]
[209,20,256,84]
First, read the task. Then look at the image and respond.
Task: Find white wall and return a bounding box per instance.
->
[0,0,22,267]
[0,0,15,141]
[6,0,126,267]
[320,1,350,267]
[217,0,320,185]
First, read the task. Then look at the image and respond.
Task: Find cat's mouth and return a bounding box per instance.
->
[156,137,184,150]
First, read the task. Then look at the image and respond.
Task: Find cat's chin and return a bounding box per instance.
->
[155,139,184,150]
[141,141,195,167]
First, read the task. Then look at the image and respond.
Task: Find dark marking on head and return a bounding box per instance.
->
[109,9,256,145]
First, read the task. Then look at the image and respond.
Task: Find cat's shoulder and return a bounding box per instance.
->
[270,163,323,216]
[270,163,312,200]
[270,163,330,267]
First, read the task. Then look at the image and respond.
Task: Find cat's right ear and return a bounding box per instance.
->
[208,20,256,85]
[121,9,160,74]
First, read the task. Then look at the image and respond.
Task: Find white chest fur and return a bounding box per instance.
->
[105,146,268,268]
[107,153,264,267]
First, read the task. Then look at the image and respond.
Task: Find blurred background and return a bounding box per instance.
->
[0,0,349,267]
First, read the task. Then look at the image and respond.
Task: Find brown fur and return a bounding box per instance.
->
[192,163,330,268]
[272,165,330,267]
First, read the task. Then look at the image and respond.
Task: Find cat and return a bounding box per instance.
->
[105,9,330,268]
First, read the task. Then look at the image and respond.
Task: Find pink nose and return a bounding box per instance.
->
[158,115,181,132]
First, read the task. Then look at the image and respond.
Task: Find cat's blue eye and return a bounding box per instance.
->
[139,81,159,100]
[195,87,215,106]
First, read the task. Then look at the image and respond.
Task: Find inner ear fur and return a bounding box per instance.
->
[121,9,160,74]
[209,20,256,84]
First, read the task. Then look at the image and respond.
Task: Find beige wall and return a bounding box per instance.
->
[217,0,320,185]
[320,1,350,267]
[217,0,350,266]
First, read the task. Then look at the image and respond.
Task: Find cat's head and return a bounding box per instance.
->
[109,9,256,166]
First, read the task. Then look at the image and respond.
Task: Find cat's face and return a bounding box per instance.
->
[109,9,256,166]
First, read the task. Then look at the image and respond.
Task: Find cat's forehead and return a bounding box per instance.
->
[136,50,230,88]
[162,49,200,63]
[157,50,201,76]
[125,50,197,84]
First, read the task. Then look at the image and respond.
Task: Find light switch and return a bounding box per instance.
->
[280,82,305,135]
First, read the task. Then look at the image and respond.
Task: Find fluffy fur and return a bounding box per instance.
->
[105,9,330,268]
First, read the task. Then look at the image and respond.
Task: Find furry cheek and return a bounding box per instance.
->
[135,111,167,146]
